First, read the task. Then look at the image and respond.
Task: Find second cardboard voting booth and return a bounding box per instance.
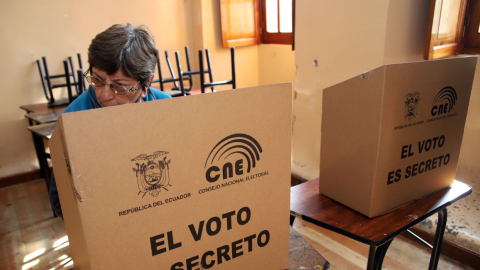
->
[50,84,293,269]
[320,57,477,217]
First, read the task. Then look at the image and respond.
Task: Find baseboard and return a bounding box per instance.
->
[401,227,480,269]
[0,170,42,188]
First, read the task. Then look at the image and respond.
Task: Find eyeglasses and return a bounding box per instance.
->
[83,70,143,96]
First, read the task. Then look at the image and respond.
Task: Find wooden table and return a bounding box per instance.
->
[290,178,472,270]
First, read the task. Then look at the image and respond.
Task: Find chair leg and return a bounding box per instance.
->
[42,57,55,104]
[37,60,50,101]
[175,51,186,96]
[165,51,179,89]
[77,69,85,93]
[205,49,215,92]
[77,53,83,70]
[68,56,79,95]
[199,50,205,94]
[63,60,74,103]
[185,46,192,91]
[156,49,164,91]
[231,47,236,89]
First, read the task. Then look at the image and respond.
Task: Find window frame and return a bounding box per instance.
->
[260,0,294,45]
[424,0,480,60]
[458,0,480,54]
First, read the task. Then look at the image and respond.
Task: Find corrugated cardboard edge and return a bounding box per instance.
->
[320,66,386,216]
[50,116,92,270]
[368,66,388,218]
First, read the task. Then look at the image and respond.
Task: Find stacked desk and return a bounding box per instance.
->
[21,103,65,216]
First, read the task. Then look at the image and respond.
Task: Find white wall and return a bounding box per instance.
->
[293,0,390,179]
[258,44,295,86]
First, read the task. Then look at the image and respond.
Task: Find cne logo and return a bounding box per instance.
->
[204,134,263,183]
[431,86,457,116]
[132,151,171,198]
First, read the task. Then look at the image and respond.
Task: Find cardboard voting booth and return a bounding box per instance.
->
[320,57,477,218]
[50,84,292,269]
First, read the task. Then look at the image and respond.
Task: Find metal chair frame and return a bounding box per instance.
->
[36,54,83,107]
[152,49,192,97]
[175,46,217,96]
[199,47,236,93]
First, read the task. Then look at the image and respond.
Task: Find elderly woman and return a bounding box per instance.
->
[65,23,170,112]
[50,24,171,218]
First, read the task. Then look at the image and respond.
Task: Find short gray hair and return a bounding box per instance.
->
[88,24,157,85]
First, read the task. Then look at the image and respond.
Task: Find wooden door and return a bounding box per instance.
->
[424,0,469,60]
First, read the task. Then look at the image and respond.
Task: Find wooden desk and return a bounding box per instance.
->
[27,122,56,181]
[28,122,56,140]
[27,122,57,217]
[290,179,471,270]
[20,101,68,113]
[25,108,64,125]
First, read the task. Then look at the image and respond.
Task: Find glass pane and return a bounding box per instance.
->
[279,0,292,33]
[478,21,480,33]
[266,0,278,33]
[436,0,461,40]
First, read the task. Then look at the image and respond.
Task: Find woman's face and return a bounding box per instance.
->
[91,67,147,107]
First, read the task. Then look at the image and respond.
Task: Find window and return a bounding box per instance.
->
[460,0,480,54]
[220,0,294,48]
[261,0,294,45]
[220,0,262,48]
[424,0,480,60]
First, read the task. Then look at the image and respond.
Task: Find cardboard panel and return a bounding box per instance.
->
[320,66,385,215]
[320,57,477,217]
[50,84,292,269]
[373,57,477,216]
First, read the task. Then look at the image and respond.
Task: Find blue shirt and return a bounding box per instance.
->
[50,86,171,218]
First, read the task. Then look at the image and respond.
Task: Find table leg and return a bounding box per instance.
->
[366,239,392,270]
[32,132,49,180]
[290,215,296,226]
[428,208,447,270]
[31,133,56,217]
[367,246,376,270]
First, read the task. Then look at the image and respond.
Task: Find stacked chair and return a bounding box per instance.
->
[38,47,236,100]
[152,49,192,97]
[36,54,85,107]
[198,47,236,93]
[154,46,236,97]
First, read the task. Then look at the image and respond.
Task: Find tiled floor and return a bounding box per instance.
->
[0,179,72,270]
[294,219,474,270]
[415,177,480,253]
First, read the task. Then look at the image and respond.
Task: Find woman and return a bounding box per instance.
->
[50,24,171,218]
